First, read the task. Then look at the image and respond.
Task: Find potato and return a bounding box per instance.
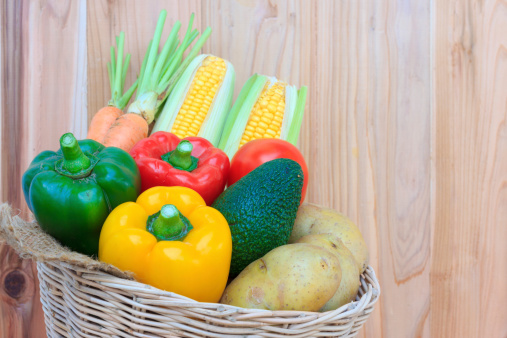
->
[220,243,341,311]
[289,203,369,273]
[295,234,360,311]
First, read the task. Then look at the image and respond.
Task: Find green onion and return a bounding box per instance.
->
[107,31,138,110]
[127,10,211,124]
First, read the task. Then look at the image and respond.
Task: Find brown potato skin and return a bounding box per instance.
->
[220,243,341,311]
[295,233,360,311]
[289,203,369,273]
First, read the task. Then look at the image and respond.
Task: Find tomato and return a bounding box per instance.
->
[228,139,308,204]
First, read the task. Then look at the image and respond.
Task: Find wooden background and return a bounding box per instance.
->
[1,0,506,337]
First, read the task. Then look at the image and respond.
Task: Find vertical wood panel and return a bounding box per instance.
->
[308,1,432,337]
[1,0,23,213]
[1,0,87,336]
[1,0,88,213]
[433,0,507,336]
[0,0,5,200]
[367,0,432,336]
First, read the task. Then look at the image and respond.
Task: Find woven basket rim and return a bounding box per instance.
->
[37,259,381,337]
[40,260,380,316]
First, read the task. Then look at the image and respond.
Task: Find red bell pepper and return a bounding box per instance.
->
[130,131,229,205]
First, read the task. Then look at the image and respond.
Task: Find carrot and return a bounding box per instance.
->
[102,114,148,151]
[87,31,137,143]
[87,106,123,142]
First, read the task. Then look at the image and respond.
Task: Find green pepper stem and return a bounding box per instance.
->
[168,140,193,170]
[152,204,185,239]
[59,133,91,174]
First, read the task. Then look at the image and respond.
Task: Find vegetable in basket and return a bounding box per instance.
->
[129,131,229,205]
[212,158,303,277]
[220,241,342,311]
[151,54,235,146]
[295,233,360,312]
[221,230,363,312]
[227,138,309,204]
[218,74,308,159]
[289,203,369,273]
[98,186,232,303]
[21,133,141,256]
[87,31,140,148]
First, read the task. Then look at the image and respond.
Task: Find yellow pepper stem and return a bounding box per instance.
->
[147,204,193,241]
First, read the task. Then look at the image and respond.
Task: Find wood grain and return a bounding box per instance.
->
[0,245,43,338]
[297,1,431,337]
[433,0,507,337]
[1,0,507,337]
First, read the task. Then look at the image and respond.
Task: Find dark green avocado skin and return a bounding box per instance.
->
[212,158,303,277]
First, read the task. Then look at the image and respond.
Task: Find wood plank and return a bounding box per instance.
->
[311,1,432,337]
[1,0,23,212]
[86,0,202,124]
[432,0,507,337]
[362,1,432,336]
[0,0,87,337]
[0,0,4,200]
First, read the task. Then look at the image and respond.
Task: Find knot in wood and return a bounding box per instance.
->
[3,270,26,299]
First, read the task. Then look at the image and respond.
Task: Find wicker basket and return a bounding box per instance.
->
[37,261,380,338]
[0,203,380,337]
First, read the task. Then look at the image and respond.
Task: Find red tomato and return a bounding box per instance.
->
[228,139,308,204]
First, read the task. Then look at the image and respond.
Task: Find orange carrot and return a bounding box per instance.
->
[87,106,123,142]
[87,31,137,145]
[101,114,148,151]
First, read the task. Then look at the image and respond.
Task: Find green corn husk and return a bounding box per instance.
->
[151,54,235,146]
[218,74,308,159]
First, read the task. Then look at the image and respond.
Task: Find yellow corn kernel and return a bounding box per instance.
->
[171,56,227,139]
[239,81,287,146]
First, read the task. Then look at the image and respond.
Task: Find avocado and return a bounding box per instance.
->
[212,158,304,276]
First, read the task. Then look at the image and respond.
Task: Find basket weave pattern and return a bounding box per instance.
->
[37,261,380,337]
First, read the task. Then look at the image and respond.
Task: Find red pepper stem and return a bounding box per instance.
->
[168,140,193,170]
[152,204,185,239]
[59,133,91,174]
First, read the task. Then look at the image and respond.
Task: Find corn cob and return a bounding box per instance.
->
[218,74,307,159]
[151,54,235,146]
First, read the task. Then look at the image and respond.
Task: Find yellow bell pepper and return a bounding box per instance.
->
[98,186,232,303]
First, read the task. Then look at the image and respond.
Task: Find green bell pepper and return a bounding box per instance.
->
[22,132,141,256]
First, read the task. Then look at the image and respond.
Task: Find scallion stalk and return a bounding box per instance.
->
[127,11,211,124]
[107,31,138,110]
